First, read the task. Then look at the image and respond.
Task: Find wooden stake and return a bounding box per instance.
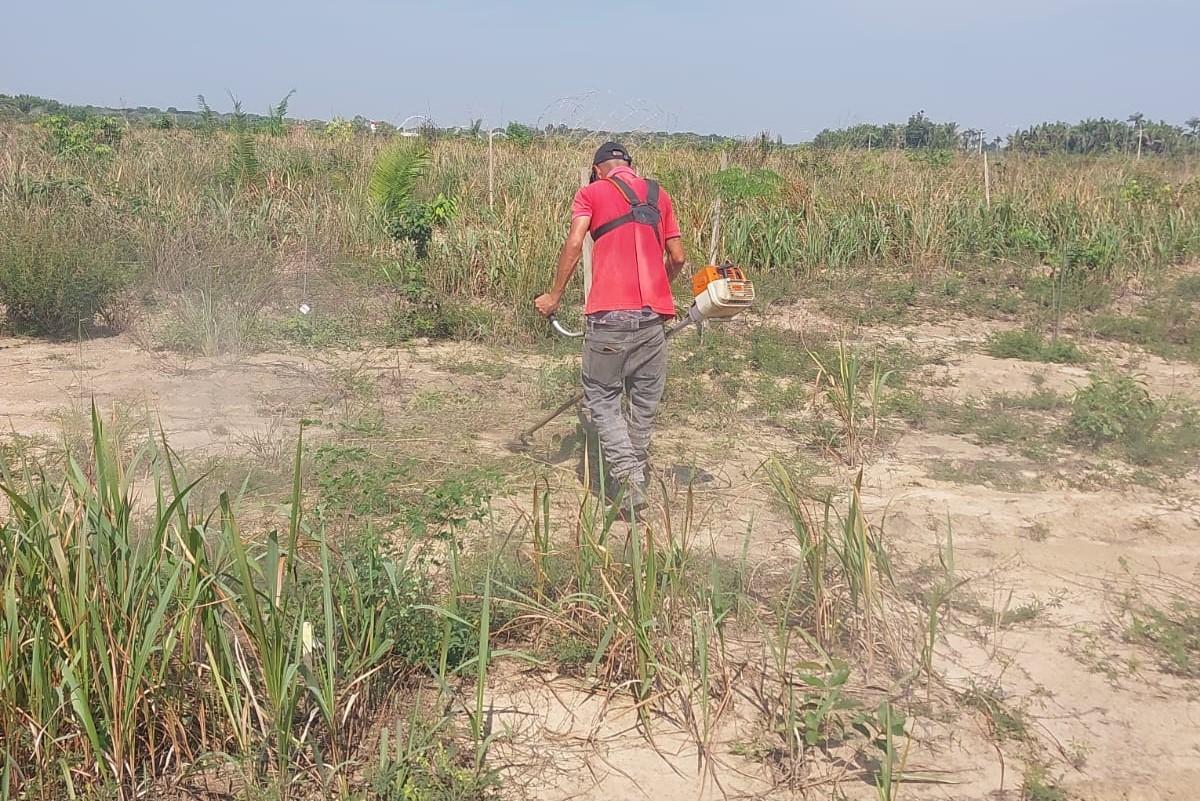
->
[983,150,992,212]
[709,151,728,265]
[488,130,496,212]
[580,166,593,302]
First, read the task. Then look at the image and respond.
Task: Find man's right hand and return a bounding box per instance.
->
[534,293,560,318]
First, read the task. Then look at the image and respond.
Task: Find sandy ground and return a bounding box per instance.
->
[3,318,1198,801]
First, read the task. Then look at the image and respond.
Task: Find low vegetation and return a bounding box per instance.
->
[986,330,1085,364]
[0,410,934,799]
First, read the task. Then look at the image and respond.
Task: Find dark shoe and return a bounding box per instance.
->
[623,474,650,511]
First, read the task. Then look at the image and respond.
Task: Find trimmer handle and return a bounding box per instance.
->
[533,293,584,338]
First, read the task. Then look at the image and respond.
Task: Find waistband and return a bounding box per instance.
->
[585,314,665,332]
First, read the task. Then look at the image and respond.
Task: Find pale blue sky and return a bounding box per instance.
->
[2,0,1196,141]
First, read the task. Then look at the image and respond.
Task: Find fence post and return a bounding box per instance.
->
[983,150,992,212]
[580,166,593,303]
[709,151,728,265]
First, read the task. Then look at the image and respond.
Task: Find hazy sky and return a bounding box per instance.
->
[2,0,1196,141]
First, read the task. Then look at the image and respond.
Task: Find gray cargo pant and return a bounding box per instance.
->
[581,319,667,485]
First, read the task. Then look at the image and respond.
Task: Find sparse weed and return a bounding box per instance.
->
[1087,274,1200,363]
[1023,762,1068,801]
[962,685,1032,743]
[808,341,894,463]
[987,329,1085,363]
[1123,592,1200,676]
[925,458,1043,492]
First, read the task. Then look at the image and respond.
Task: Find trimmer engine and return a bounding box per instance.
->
[688,263,756,322]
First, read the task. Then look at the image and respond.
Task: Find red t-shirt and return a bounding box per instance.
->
[571,165,681,316]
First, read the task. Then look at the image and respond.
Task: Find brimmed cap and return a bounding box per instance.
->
[592,141,632,165]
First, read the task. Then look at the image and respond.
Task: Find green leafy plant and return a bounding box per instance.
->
[369,143,459,256]
[793,659,860,747]
[865,702,908,801]
[35,114,123,157]
[389,194,461,257]
[503,121,535,148]
[325,115,354,142]
[1069,375,1160,444]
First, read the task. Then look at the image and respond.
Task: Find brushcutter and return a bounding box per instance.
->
[508,263,755,450]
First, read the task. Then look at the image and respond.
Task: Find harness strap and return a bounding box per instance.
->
[591,177,662,246]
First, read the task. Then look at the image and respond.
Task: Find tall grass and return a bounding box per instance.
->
[1,120,1197,347]
[0,408,442,798]
[0,403,927,796]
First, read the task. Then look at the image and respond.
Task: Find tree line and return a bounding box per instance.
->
[813,111,1200,155]
[0,92,749,149]
[5,93,1199,155]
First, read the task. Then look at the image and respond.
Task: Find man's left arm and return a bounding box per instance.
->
[660,190,687,281]
[665,237,687,282]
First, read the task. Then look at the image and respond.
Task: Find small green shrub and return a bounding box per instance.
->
[388,194,460,258]
[369,144,460,257]
[987,330,1084,363]
[504,121,536,148]
[0,216,138,337]
[35,113,122,157]
[907,148,953,168]
[1121,407,1200,470]
[1069,375,1160,444]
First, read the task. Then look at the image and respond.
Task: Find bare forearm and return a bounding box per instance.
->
[547,240,583,301]
[535,217,591,318]
[665,239,687,282]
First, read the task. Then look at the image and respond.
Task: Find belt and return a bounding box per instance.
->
[585,315,665,332]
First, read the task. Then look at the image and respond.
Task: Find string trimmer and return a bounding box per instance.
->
[508,264,755,451]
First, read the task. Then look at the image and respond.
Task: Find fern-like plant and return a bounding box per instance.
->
[196,94,217,135]
[263,89,296,136]
[369,143,431,217]
[225,94,261,190]
[369,144,460,257]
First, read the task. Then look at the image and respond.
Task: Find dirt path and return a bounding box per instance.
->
[3,326,1198,800]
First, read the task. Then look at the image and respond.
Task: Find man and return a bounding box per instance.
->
[534,142,688,509]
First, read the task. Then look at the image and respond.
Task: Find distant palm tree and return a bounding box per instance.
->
[1128,112,1145,158]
